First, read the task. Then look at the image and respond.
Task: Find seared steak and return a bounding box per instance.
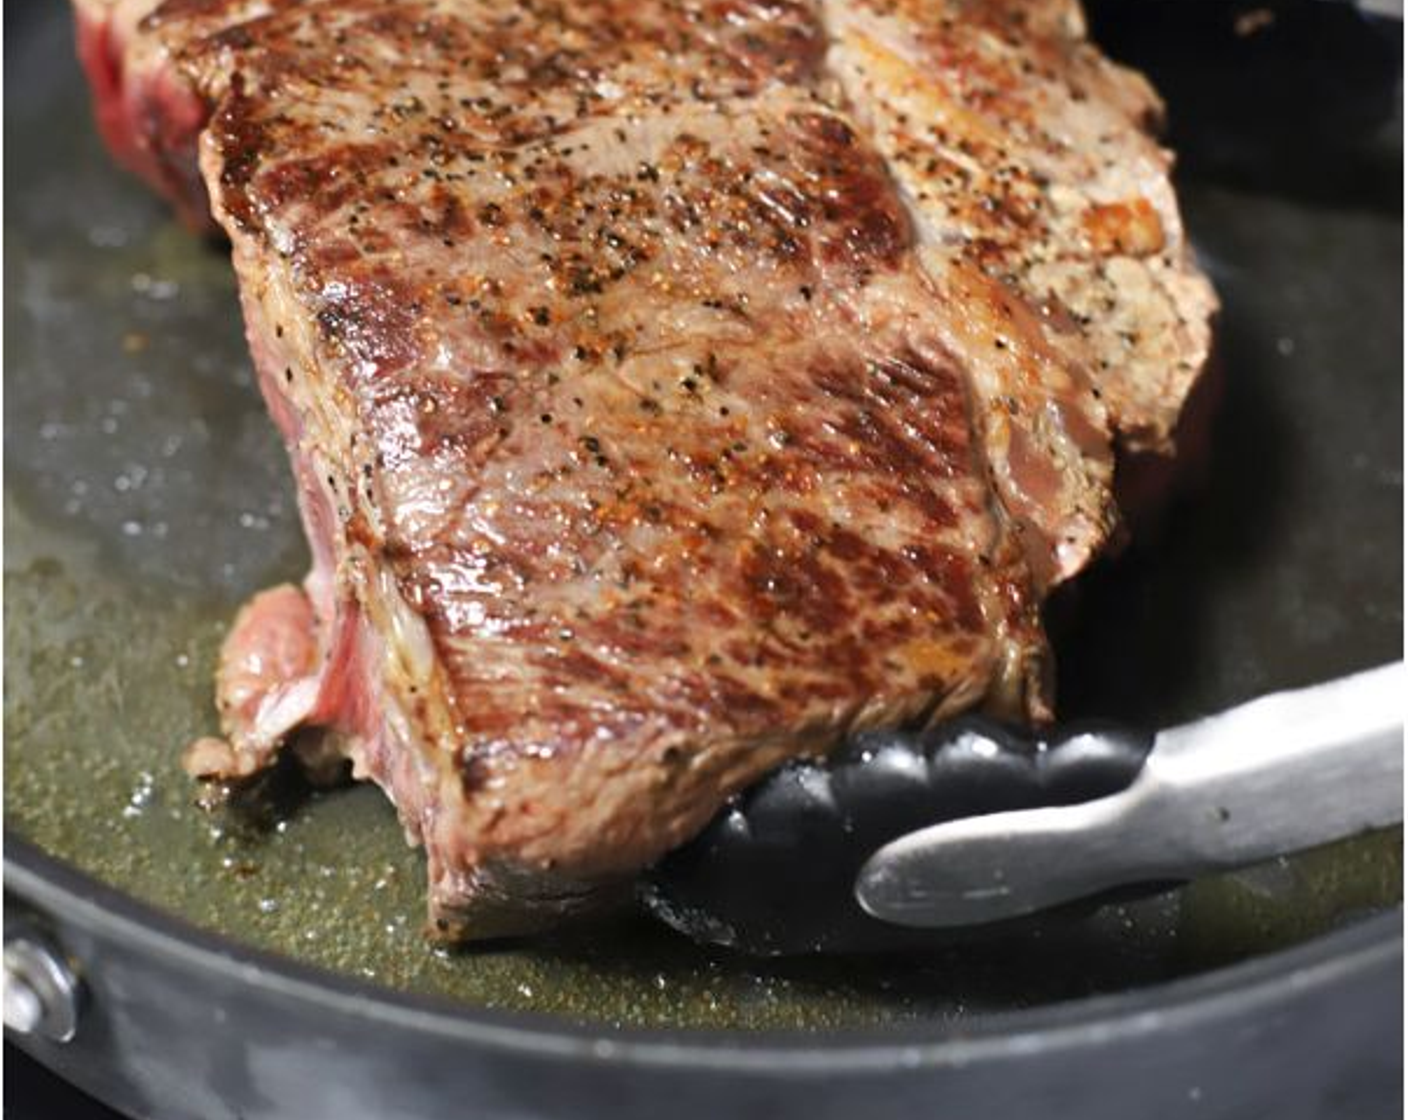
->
[74,0,1215,938]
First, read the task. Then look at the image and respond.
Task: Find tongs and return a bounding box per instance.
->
[643,663,1404,955]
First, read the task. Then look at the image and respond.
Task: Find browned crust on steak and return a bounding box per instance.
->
[824,0,1216,452]
[74,0,1215,937]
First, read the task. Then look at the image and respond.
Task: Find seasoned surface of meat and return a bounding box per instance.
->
[74,0,1215,937]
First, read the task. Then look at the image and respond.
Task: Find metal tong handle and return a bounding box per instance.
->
[857,663,1405,929]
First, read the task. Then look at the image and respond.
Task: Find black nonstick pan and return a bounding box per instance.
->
[4,1,1403,1117]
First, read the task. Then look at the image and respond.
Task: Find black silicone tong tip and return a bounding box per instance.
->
[640,717,1154,956]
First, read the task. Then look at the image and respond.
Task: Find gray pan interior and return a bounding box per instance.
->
[4,0,1404,1032]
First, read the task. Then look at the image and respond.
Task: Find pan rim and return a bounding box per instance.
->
[5,829,1401,1071]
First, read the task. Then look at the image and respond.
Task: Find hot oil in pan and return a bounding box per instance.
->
[4,1,1402,1030]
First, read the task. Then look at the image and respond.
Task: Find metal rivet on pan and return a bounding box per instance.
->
[3,935,80,1043]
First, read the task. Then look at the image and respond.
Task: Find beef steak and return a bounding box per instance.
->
[73,0,1215,938]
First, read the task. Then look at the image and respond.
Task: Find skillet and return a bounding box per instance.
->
[4,0,1404,1115]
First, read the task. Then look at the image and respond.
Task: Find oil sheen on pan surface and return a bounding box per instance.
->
[4,0,1403,1030]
